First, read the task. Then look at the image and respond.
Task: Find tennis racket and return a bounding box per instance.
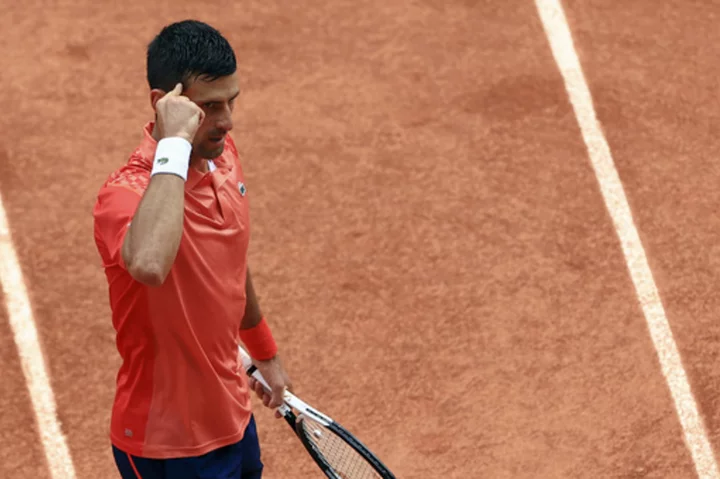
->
[238,346,396,479]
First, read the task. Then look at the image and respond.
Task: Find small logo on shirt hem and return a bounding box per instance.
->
[238,182,246,196]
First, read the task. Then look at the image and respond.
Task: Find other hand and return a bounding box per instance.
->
[248,355,293,419]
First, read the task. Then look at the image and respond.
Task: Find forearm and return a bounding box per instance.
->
[240,268,263,329]
[121,174,185,286]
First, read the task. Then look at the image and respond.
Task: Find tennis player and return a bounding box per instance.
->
[92,20,292,479]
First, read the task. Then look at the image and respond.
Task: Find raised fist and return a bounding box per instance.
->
[154,83,205,143]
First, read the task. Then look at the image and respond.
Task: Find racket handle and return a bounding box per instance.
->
[238,345,292,416]
[238,345,277,393]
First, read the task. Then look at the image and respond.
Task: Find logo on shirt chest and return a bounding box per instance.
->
[238,182,246,196]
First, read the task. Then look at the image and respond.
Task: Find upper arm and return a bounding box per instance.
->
[92,185,142,270]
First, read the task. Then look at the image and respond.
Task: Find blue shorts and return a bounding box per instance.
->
[112,415,263,479]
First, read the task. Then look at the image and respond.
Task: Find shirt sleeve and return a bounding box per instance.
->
[93,185,142,270]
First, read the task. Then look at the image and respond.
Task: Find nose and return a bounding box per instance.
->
[215,106,234,133]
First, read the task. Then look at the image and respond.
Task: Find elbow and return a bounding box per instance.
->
[125,256,169,287]
[131,265,167,287]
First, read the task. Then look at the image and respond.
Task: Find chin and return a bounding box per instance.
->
[201,145,225,160]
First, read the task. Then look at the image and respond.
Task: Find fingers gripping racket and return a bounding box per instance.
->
[238,346,396,479]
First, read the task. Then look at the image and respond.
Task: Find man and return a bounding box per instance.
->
[92,20,292,479]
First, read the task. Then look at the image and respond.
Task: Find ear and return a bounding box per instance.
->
[149,88,167,112]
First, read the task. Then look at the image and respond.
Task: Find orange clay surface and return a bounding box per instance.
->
[0,1,717,477]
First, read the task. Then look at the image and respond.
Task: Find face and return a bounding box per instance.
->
[153,72,241,160]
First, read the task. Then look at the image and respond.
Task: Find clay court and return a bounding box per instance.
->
[2,0,720,477]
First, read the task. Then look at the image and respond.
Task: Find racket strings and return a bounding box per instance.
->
[299,416,382,479]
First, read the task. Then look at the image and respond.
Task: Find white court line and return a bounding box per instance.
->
[534,1,719,477]
[0,190,77,478]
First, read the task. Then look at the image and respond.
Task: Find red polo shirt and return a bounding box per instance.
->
[92,122,253,459]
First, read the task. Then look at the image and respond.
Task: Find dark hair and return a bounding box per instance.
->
[146,20,237,91]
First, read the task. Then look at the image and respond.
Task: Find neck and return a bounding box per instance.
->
[190,157,209,173]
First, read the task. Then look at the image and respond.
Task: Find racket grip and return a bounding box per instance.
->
[238,345,273,392]
[238,345,293,417]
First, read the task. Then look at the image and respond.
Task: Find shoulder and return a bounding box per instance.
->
[98,151,151,198]
[107,152,151,193]
[93,152,150,224]
[225,135,243,169]
[220,135,247,186]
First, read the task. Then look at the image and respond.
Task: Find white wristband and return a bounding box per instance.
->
[151,137,192,181]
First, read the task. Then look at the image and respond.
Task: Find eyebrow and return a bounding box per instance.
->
[199,90,241,104]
